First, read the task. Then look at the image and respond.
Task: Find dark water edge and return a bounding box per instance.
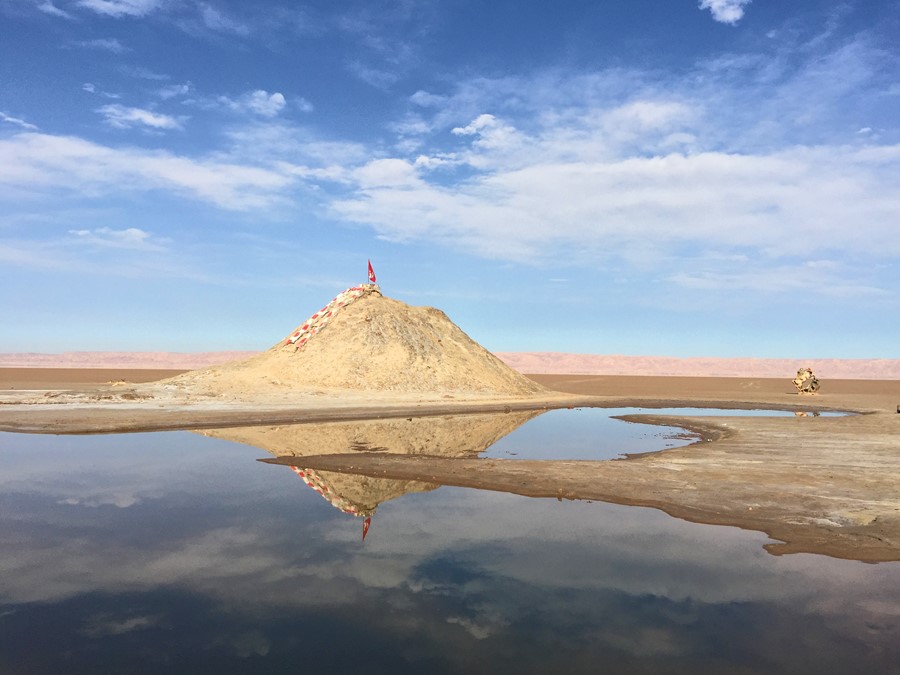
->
[0,413,897,674]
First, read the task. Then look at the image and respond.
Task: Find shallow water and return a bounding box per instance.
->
[483,407,847,460]
[0,410,896,674]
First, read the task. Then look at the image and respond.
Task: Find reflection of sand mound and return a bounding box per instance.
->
[201,412,540,517]
[168,286,546,398]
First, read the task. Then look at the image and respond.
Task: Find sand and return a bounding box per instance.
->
[166,290,546,398]
[0,290,566,431]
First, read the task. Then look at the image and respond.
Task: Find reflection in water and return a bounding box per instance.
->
[199,412,541,536]
[0,413,898,673]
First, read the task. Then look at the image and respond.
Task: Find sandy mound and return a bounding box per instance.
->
[167,285,547,398]
[202,411,540,517]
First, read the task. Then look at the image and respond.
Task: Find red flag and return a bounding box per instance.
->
[367,259,376,284]
[362,516,372,541]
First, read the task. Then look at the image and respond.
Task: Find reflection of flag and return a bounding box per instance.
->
[367,259,376,284]
[363,516,372,541]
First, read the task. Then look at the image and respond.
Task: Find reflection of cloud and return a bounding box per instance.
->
[82,613,160,637]
[231,630,271,658]
[141,528,281,581]
[446,609,509,640]
[1,430,898,669]
[602,625,686,657]
[58,493,141,508]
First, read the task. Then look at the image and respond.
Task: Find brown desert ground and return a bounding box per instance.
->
[1,367,898,563]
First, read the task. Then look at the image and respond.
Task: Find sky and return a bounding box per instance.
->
[1,0,898,358]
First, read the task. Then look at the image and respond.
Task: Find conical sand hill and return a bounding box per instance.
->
[168,286,548,398]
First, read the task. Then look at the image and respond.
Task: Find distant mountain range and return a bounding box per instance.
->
[495,353,900,380]
[1,351,898,379]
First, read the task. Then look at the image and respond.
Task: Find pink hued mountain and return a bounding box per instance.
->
[1,351,899,380]
[0,352,256,369]
[495,353,900,380]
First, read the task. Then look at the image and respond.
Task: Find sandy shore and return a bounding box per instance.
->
[1,368,899,562]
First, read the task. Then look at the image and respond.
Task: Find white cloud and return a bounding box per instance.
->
[333,123,900,266]
[669,264,889,299]
[414,154,457,170]
[391,116,432,137]
[157,82,192,100]
[0,132,297,211]
[321,30,898,295]
[601,100,694,131]
[68,226,166,251]
[97,104,185,130]
[346,60,401,89]
[82,83,121,99]
[73,37,128,53]
[410,90,448,108]
[36,1,73,18]
[353,158,422,189]
[198,1,249,35]
[119,65,169,81]
[217,90,287,117]
[0,112,38,130]
[223,121,370,170]
[451,113,496,136]
[77,0,163,18]
[295,97,314,113]
[699,0,752,25]
[244,90,286,116]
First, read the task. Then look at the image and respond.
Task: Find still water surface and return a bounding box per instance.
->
[0,409,896,674]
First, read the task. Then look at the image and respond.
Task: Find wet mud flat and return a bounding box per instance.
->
[1,370,899,562]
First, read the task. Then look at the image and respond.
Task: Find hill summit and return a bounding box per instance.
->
[167,284,547,398]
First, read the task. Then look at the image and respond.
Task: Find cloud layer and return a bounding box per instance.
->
[699,0,752,25]
[0,132,294,210]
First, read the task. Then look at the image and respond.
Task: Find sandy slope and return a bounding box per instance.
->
[165,292,545,398]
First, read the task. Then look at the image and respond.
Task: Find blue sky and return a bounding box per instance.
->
[1,0,898,357]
